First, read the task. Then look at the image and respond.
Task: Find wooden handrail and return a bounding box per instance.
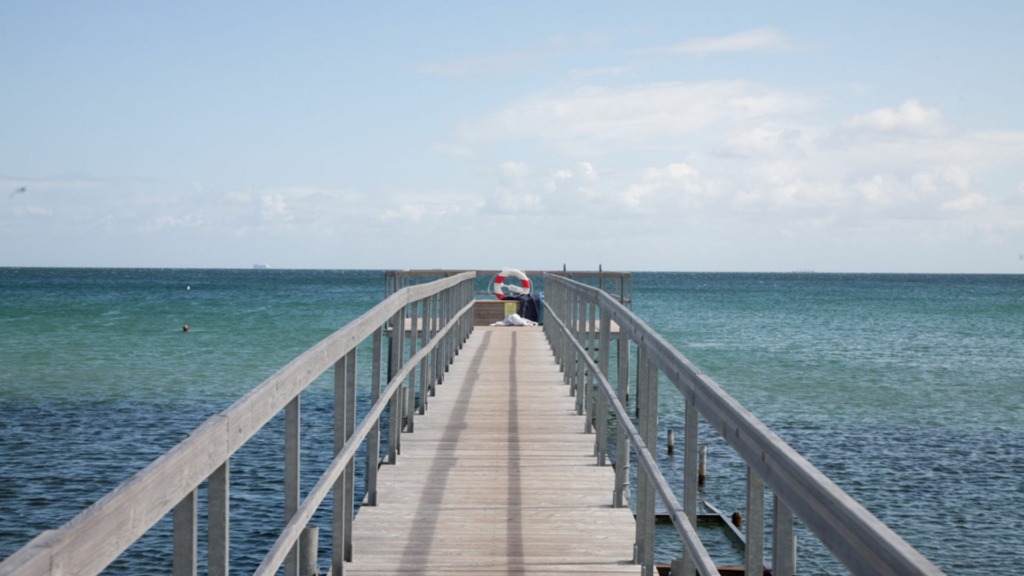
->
[0,273,476,576]
[542,273,945,576]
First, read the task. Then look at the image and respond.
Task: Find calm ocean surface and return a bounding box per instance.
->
[1,268,1021,574]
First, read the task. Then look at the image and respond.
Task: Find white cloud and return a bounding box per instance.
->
[461,81,811,146]
[848,99,946,135]
[260,193,292,222]
[940,194,991,212]
[912,166,972,195]
[380,204,427,223]
[140,213,205,232]
[499,161,531,185]
[483,161,542,214]
[224,189,253,204]
[623,163,715,211]
[542,161,603,210]
[720,124,817,158]
[11,205,53,217]
[662,27,795,54]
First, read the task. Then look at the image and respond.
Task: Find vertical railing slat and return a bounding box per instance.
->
[172,490,197,576]
[419,297,431,412]
[596,307,611,465]
[746,468,766,576]
[332,353,350,575]
[365,327,383,507]
[773,494,796,576]
[584,296,597,434]
[388,307,405,462]
[407,300,419,432]
[208,463,229,576]
[343,348,357,561]
[613,336,631,508]
[284,396,300,576]
[681,394,700,576]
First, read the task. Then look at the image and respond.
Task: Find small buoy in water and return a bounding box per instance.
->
[183,324,189,332]
[187,285,191,291]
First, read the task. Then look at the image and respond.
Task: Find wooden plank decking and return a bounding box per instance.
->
[345,326,640,575]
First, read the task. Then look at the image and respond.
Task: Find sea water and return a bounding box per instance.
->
[1,269,1021,573]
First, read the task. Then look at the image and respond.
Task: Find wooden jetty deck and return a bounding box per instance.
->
[1,271,944,576]
[345,326,640,575]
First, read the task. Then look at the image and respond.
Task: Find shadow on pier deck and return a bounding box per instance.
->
[346,326,638,575]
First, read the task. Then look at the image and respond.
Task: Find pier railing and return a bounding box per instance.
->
[0,272,477,576]
[542,273,945,576]
[385,268,634,306]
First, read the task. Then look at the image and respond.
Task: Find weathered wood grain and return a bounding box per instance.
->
[344,326,640,575]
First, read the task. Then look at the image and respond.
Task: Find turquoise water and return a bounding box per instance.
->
[1,269,1022,573]
[633,273,1024,573]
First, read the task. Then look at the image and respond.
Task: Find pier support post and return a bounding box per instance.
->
[635,353,658,575]
[284,396,301,576]
[208,462,229,576]
[365,327,382,506]
[681,395,699,576]
[746,468,766,576]
[300,526,319,576]
[172,489,197,576]
[388,308,405,462]
[595,306,611,465]
[773,494,797,576]
[613,336,631,507]
[333,349,357,573]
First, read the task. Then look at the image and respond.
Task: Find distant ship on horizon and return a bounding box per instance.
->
[253,263,269,269]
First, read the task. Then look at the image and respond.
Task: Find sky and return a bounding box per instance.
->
[2,1,1024,273]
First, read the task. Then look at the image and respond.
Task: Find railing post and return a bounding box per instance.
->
[577,291,586,415]
[388,307,405,460]
[284,396,301,576]
[746,468,766,576]
[433,292,444,387]
[584,296,597,435]
[173,490,197,576]
[681,394,699,576]
[300,526,319,576]
[208,462,229,576]
[332,349,357,574]
[424,294,436,399]
[596,305,611,465]
[613,335,631,508]
[559,286,569,379]
[343,349,356,560]
[365,327,383,507]
[773,493,796,576]
[406,300,419,432]
[635,352,657,575]
[419,296,431,410]
[439,289,450,378]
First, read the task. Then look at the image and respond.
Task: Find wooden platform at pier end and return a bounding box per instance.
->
[345,326,640,575]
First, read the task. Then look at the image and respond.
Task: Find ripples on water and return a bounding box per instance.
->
[634,273,1024,573]
[1,270,1022,574]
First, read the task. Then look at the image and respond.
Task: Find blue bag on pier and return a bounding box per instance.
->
[517,293,543,324]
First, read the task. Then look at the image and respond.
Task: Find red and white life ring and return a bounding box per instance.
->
[493,268,531,300]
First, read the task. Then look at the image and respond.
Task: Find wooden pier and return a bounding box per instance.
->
[0,270,945,576]
[345,326,639,575]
